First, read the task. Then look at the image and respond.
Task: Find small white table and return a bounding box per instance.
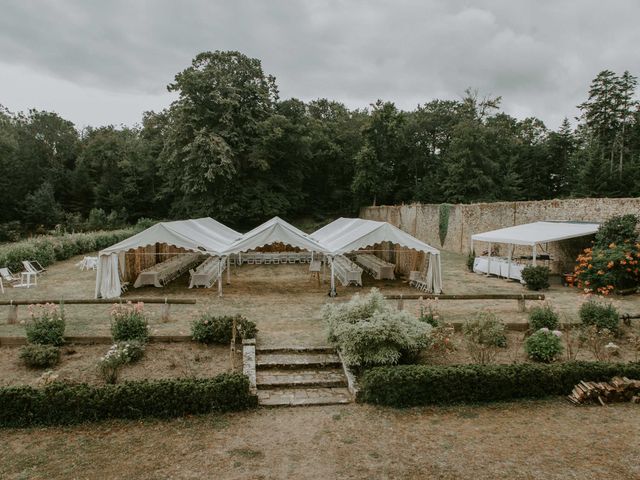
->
[15,271,38,288]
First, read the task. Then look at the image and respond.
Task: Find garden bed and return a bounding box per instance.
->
[0,343,240,387]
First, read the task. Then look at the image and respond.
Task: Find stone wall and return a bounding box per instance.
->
[361,197,640,272]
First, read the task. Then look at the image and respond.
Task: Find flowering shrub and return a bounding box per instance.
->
[521,265,550,291]
[323,288,432,367]
[594,214,638,249]
[524,328,563,363]
[528,302,559,331]
[19,345,61,368]
[422,323,456,362]
[415,297,442,327]
[25,303,66,346]
[110,302,149,343]
[579,298,620,333]
[98,341,145,384]
[461,311,507,364]
[574,243,640,295]
[191,314,257,344]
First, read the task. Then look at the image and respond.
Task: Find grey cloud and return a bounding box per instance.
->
[0,0,638,128]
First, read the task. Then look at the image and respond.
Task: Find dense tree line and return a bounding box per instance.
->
[1,51,639,237]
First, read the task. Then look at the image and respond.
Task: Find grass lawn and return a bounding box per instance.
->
[2,400,639,479]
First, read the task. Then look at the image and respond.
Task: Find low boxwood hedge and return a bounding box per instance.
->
[357,362,640,407]
[0,372,257,428]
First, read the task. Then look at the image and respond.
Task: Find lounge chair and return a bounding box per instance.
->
[0,267,33,288]
[22,260,46,275]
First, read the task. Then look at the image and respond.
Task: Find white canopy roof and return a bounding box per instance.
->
[223,216,329,255]
[471,221,600,246]
[99,217,241,257]
[312,217,440,255]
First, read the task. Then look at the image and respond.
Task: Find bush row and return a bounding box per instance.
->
[0,373,257,428]
[0,228,141,271]
[357,361,640,407]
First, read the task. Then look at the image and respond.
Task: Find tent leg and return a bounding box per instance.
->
[532,244,537,267]
[487,243,492,277]
[507,244,513,280]
[329,257,337,297]
[226,256,231,285]
[218,262,223,297]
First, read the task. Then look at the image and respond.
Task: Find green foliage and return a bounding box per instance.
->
[24,303,66,346]
[438,203,451,246]
[0,228,139,272]
[98,341,146,384]
[19,345,61,369]
[191,314,257,344]
[525,329,564,363]
[579,299,620,333]
[0,373,257,427]
[461,311,507,364]
[323,288,431,366]
[358,361,640,407]
[528,303,559,330]
[521,265,550,291]
[110,302,149,343]
[595,214,639,248]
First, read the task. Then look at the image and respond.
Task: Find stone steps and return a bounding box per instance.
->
[257,387,352,407]
[254,346,352,406]
[256,368,347,388]
[255,352,341,369]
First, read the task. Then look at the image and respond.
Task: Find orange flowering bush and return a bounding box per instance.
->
[574,242,640,295]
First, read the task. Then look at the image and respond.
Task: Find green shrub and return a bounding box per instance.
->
[97,341,145,384]
[357,361,640,407]
[191,314,257,344]
[461,311,507,364]
[594,214,638,248]
[323,288,431,367]
[521,265,550,291]
[0,373,257,427]
[110,302,149,343]
[24,303,66,346]
[528,303,559,330]
[19,345,61,368]
[574,243,640,295]
[416,297,442,327]
[579,299,620,333]
[524,329,563,363]
[0,227,140,272]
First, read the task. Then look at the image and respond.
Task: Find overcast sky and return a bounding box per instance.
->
[1,0,638,130]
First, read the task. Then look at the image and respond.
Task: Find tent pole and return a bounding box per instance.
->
[532,244,537,267]
[218,261,223,297]
[311,251,314,262]
[329,256,337,297]
[226,256,230,285]
[487,242,492,277]
[507,244,513,280]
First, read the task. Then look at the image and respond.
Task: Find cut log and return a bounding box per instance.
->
[568,377,640,405]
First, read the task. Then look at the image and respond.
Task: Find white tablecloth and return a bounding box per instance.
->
[473,257,524,281]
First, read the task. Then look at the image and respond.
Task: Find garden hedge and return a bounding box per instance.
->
[0,373,257,428]
[0,228,140,272]
[357,361,640,407]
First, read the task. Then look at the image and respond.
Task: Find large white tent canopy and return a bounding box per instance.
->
[312,218,442,294]
[95,218,241,299]
[96,215,443,298]
[223,216,329,255]
[471,221,600,247]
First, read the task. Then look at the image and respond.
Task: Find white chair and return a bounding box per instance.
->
[1,267,33,288]
[22,260,45,275]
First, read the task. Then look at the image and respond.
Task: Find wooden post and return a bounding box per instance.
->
[397,294,404,311]
[517,296,526,312]
[160,298,170,323]
[230,316,237,370]
[7,302,17,325]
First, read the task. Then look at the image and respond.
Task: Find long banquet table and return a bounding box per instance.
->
[473,256,524,281]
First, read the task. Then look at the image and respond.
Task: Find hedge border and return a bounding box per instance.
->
[0,372,257,428]
[357,361,640,407]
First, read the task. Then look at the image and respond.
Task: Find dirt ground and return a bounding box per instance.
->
[1,400,639,480]
[2,251,639,347]
[0,343,237,387]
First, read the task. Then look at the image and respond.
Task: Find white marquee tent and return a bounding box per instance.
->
[95,218,241,298]
[312,218,443,294]
[470,221,600,279]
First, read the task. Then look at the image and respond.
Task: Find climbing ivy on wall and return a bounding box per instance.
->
[439,204,452,246]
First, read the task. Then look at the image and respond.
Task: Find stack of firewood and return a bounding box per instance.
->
[568,377,640,405]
